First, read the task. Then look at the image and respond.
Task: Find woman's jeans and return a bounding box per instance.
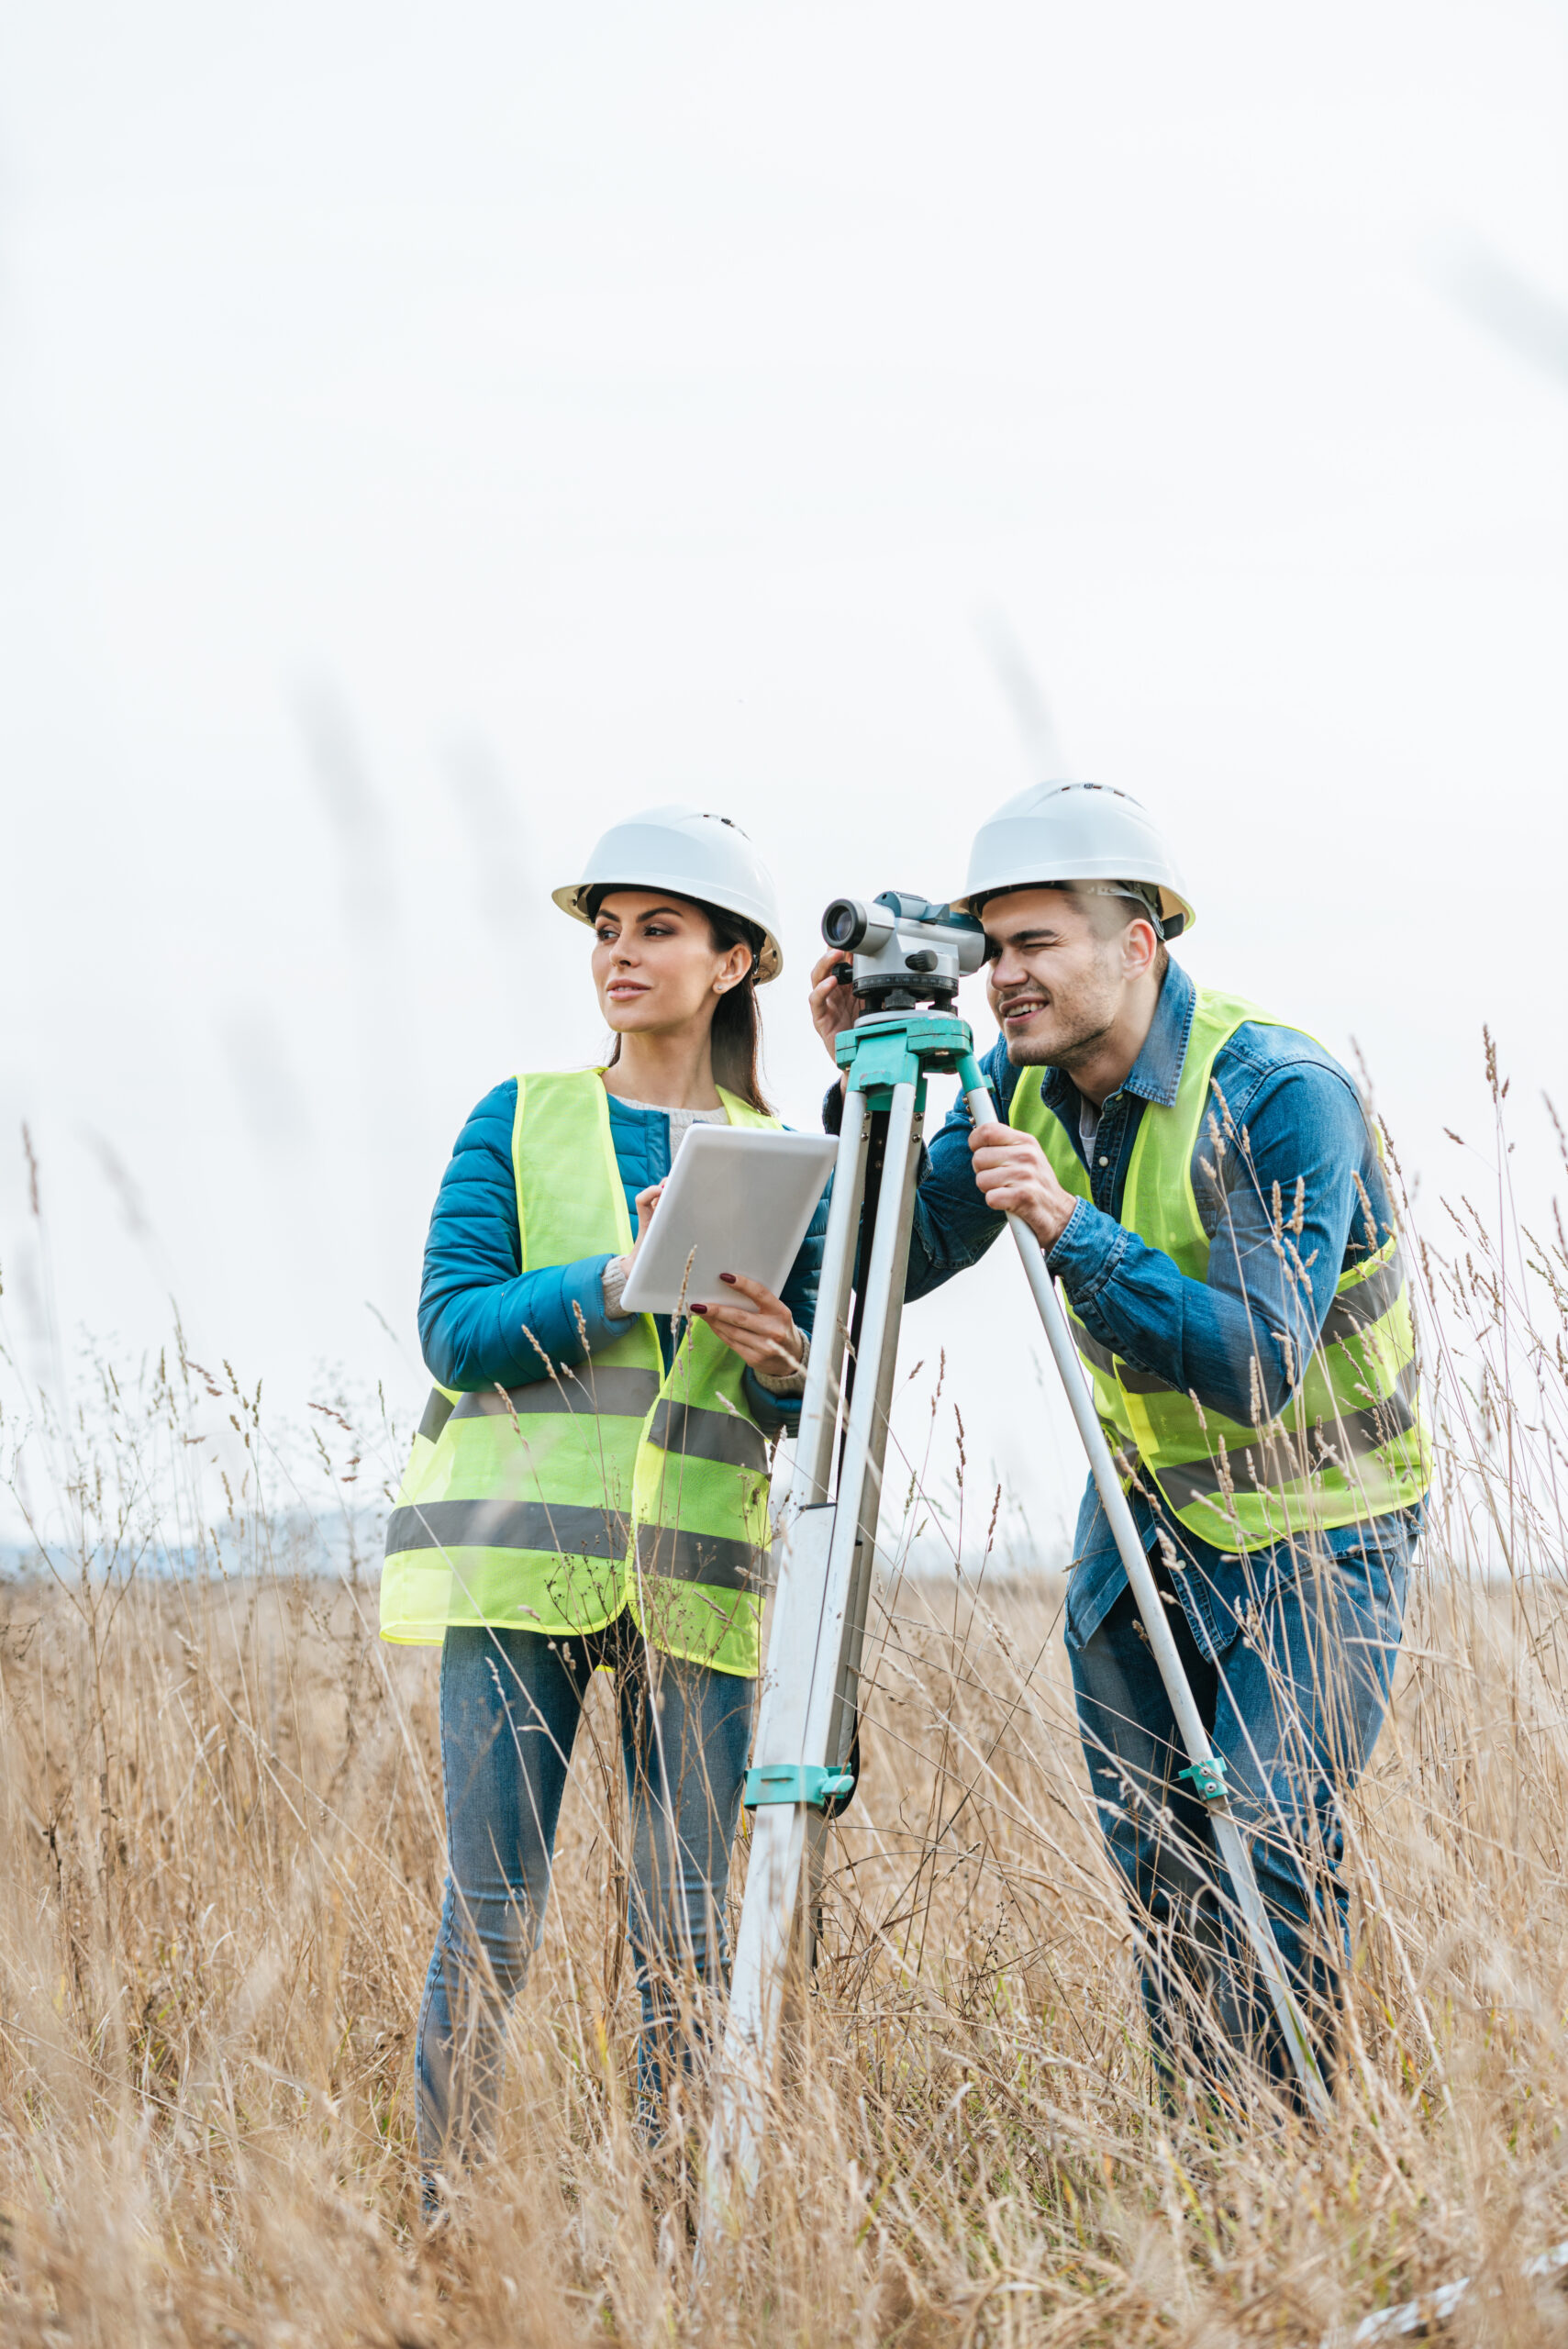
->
[1068,1509,1415,2107]
[416,1615,753,2170]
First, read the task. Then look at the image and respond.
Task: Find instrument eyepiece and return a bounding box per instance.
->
[821,899,867,951]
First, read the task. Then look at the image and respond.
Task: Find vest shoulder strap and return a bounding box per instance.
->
[716,1086,782,1131]
[512,1067,631,1269]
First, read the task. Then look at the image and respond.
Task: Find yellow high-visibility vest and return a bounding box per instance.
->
[380,1070,778,1675]
[1010,987,1430,1552]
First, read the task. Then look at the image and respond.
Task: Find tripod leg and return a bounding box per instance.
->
[798,1081,921,1803]
[827,1102,922,1786]
[739,1074,888,1831]
[702,1091,871,2231]
[961,1076,1333,2122]
[702,1082,923,2239]
[807,1108,921,1981]
[788,1089,868,1508]
[803,1806,830,1972]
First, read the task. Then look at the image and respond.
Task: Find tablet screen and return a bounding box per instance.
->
[618,1125,837,1315]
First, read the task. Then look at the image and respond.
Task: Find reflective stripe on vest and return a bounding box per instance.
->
[1009,986,1431,1551]
[379,1069,777,1673]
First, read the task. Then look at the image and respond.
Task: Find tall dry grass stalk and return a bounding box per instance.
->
[4,1058,1568,2343]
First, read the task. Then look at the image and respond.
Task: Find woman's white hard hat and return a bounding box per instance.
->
[552,805,785,982]
[956,781,1195,939]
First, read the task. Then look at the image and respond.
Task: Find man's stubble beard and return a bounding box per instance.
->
[1001,986,1117,1074]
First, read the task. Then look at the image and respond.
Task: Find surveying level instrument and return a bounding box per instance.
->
[698,888,1331,2246]
[819,888,984,1010]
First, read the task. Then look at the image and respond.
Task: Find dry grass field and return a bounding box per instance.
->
[4,1091,1568,2343]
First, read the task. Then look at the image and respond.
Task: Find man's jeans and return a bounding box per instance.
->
[416,1616,752,2172]
[1068,1508,1418,2105]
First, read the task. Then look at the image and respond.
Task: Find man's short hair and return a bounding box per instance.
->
[1076,883,1171,977]
[981,879,1171,975]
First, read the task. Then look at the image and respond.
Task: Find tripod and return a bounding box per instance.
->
[699,970,1331,2249]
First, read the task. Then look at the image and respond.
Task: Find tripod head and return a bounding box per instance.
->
[821,890,987,1011]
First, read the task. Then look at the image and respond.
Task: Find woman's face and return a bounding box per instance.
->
[591,891,751,1038]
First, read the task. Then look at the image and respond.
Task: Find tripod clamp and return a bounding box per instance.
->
[1178,1753,1229,1804]
[743,1763,856,1810]
[834,1008,974,1107]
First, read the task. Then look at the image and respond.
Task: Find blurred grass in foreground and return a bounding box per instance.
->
[3,1052,1568,2343]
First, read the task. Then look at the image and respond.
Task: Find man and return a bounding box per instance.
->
[808,782,1429,2104]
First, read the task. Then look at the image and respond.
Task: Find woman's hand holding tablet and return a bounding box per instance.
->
[690,1272,804,1377]
[618,1126,835,1317]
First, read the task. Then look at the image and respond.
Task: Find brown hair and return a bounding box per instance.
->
[586,887,773,1115]
[1080,884,1171,983]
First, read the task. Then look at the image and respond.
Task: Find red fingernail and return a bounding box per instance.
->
[692,1303,708,1315]
[719,1273,737,1285]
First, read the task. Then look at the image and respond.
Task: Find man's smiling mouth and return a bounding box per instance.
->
[999,994,1048,1026]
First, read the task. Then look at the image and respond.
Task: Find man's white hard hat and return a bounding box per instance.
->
[552,804,785,982]
[957,781,1195,939]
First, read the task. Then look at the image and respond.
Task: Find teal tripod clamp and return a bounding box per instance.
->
[744,1763,856,1811]
[1178,1753,1229,1805]
[837,1009,975,1113]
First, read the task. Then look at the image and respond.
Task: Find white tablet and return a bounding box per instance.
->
[618,1124,837,1316]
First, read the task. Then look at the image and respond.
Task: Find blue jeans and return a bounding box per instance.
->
[1068,1508,1417,2106]
[416,1615,753,2169]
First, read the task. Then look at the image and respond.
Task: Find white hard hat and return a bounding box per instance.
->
[957,782,1195,939]
[552,804,784,982]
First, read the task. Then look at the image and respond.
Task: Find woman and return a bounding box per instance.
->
[381,805,824,2185]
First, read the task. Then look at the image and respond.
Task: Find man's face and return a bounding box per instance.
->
[983,887,1131,1068]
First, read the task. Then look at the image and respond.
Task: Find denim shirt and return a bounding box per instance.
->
[892,959,1414,1659]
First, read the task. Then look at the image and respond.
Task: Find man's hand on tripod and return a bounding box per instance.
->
[969,1122,1077,1252]
[807,949,860,1081]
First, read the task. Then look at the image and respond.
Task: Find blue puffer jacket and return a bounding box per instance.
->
[417,1081,828,1436]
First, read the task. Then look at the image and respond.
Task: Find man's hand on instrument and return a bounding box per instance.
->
[969,1123,1078,1251]
[807,948,860,1076]
[693,1273,806,1378]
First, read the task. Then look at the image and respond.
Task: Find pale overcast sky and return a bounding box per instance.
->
[2,2,1564,1550]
